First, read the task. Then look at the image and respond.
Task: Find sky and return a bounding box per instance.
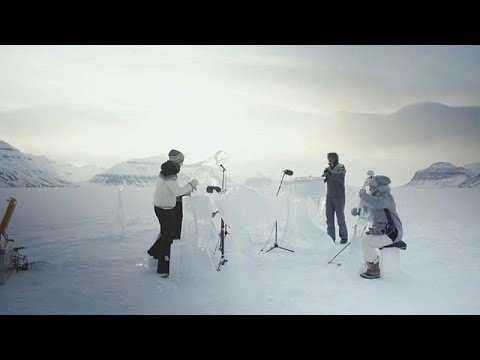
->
[0,45,479,185]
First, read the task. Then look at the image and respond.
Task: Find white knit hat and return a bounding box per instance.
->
[368,175,391,187]
[168,149,184,164]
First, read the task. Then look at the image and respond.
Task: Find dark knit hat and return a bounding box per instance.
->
[168,149,184,163]
[327,152,339,161]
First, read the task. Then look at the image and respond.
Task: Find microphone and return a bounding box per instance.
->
[206,186,221,194]
[283,169,293,176]
[220,164,226,171]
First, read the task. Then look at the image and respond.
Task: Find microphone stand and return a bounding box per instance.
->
[261,171,294,253]
[216,164,228,271]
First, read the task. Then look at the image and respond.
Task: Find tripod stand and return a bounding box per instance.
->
[261,170,294,253]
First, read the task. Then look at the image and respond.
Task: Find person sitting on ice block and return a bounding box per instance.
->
[351,175,404,279]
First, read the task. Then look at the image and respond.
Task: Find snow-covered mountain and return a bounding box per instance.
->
[51,160,106,183]
[405,162,474,188]
[89,157,162,186]
[459,163,480,187]
[459,174,480,188]
[463,162,480,175]
[90,154,233,189]
[0,140,72,188]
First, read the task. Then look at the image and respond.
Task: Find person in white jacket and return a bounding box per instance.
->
[147,149,199,277]
[351,175,404,279]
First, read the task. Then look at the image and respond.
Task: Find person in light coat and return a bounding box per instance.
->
[351,175,403,279]
[147,149,199,278]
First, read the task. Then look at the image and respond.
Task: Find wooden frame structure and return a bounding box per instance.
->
[0,197,17,285]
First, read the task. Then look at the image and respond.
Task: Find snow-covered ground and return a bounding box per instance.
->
[1,183,479,314]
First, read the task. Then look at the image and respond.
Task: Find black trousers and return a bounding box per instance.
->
[149,206,176,274]
[173,197,183,240]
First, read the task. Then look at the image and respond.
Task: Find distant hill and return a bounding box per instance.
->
[463,162,480,175]
[459,174,480,188]
[405,162,474,188]
[90,154,233,189]
[0,140,72,188]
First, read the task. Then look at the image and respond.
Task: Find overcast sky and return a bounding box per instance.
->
[1,45,479,185]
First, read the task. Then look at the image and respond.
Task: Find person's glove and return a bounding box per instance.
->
[322,167,331,177]
[189,179,199,190]
[359,188,367,197]
[351,207,360,216]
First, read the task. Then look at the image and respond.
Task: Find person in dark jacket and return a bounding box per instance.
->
[147,149,199,278]
[322,152,348,244]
